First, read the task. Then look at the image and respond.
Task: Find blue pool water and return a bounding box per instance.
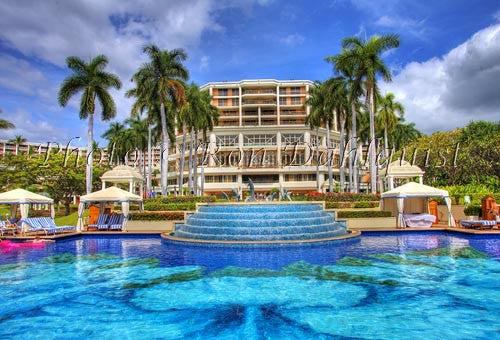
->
[0,231,499,339]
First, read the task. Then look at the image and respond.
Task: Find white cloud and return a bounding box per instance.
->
[494,9,500,21]
[380,23,500,134]
[0,0,269,142]
[374,15,426,39]
[280,33,305,46]
[199,55,210,71]
[0,54,55,100]
[0,108,71,142]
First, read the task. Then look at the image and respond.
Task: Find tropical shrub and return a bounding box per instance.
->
[337,211,392,218]
[130,211,184,221]
[147,195,216,204]
[463,205,481,217]
[144,202,196,211]
[306,192,379,202]
[325,201,379,209]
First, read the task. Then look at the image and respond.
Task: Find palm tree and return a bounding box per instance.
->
[126,86,161,194]
[58,55,121,194]
[329,77,350,192]
[102,122,126,164]
[393,118,422,150]
[0,109,15,130]
[125,117,148,172]
[197,90,219,196]
[8,135,26,155]
[177,83,200,195]
[132,45,188,195]
[305,81,336,192]
[305,106,322,192]
[377,93,404,158]
[326,53,364,192]
[340,34,400,193]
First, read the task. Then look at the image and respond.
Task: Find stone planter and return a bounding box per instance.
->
[125,220,178,232]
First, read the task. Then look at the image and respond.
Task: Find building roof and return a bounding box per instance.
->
[0,188,54,204]
[200,79,314,90]
[101,165,144,182]
[379,160,424,178]
[381,182,449,199]
[80,186,142,203]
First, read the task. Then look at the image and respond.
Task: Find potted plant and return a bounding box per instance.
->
[463,204,481,220]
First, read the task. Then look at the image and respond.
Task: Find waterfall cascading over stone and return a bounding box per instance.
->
[171,203,348,243]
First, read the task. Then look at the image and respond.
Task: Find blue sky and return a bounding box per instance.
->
[0,0,499,146]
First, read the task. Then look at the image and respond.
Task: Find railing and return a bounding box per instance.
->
[243,89,276,95]
[242,100,276,105]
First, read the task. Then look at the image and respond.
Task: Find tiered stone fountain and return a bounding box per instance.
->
[165,203,353,244]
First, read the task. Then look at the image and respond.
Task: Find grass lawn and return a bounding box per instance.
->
[0,206,9,219]
[55,210,89,226]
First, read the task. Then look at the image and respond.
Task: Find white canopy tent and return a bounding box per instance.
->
[77,186,143,232]
[0,188,54,231]
[380,182,455,228]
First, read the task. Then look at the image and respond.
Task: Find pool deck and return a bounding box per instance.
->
[1,224,499,241]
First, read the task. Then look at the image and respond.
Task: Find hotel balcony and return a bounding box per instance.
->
[241,88,277,97]
[242,99,277,107]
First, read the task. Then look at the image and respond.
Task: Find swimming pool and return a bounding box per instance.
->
[0,231,499,339]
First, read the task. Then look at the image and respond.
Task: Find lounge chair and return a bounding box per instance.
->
[23,218,57,235]
[107,214,124,231]
[88,214,109,230]
[0,220,17,236]
[39,217,76,233]
[460,220,497,230]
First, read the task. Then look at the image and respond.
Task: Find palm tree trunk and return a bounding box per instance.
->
[86,113,94,194]
[188,131,194,194]
[348,128,353,192]
[141,149,146,196]
[339,117,346,192]
[178,126,187,196]
[160,102,169,196]
[201,131,207,196]
[368,88,377,194]
[350,101,358,193]
[326,118,333,193]
[147,122,152,194]
[193,130,199,196]
[315,126,320,192]
[384,124,389,159]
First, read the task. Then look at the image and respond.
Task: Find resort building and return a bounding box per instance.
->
[1,79,364,196]
[166,79,344,195]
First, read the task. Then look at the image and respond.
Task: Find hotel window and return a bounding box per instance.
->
[282,152,305,165]
[232,98,239,106]
[218,89,228,96]
[284,174,316,181]
[279,98,287,105]
[290,87,301,94]
[232,88,239,96]
[216,135,238,147]
[243,134,276,146]
[205,175,237,183]
[218,99,228,106]
[280,87,287,95]
[291,97,302,105]
[282,134,304,145]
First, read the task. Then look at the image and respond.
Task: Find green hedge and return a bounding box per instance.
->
[129,211,185,221]
[305,192,380,202]
[147,195,216,204]
[143,202,196,211]
[325,201,379,209]
[337,210,392,218]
